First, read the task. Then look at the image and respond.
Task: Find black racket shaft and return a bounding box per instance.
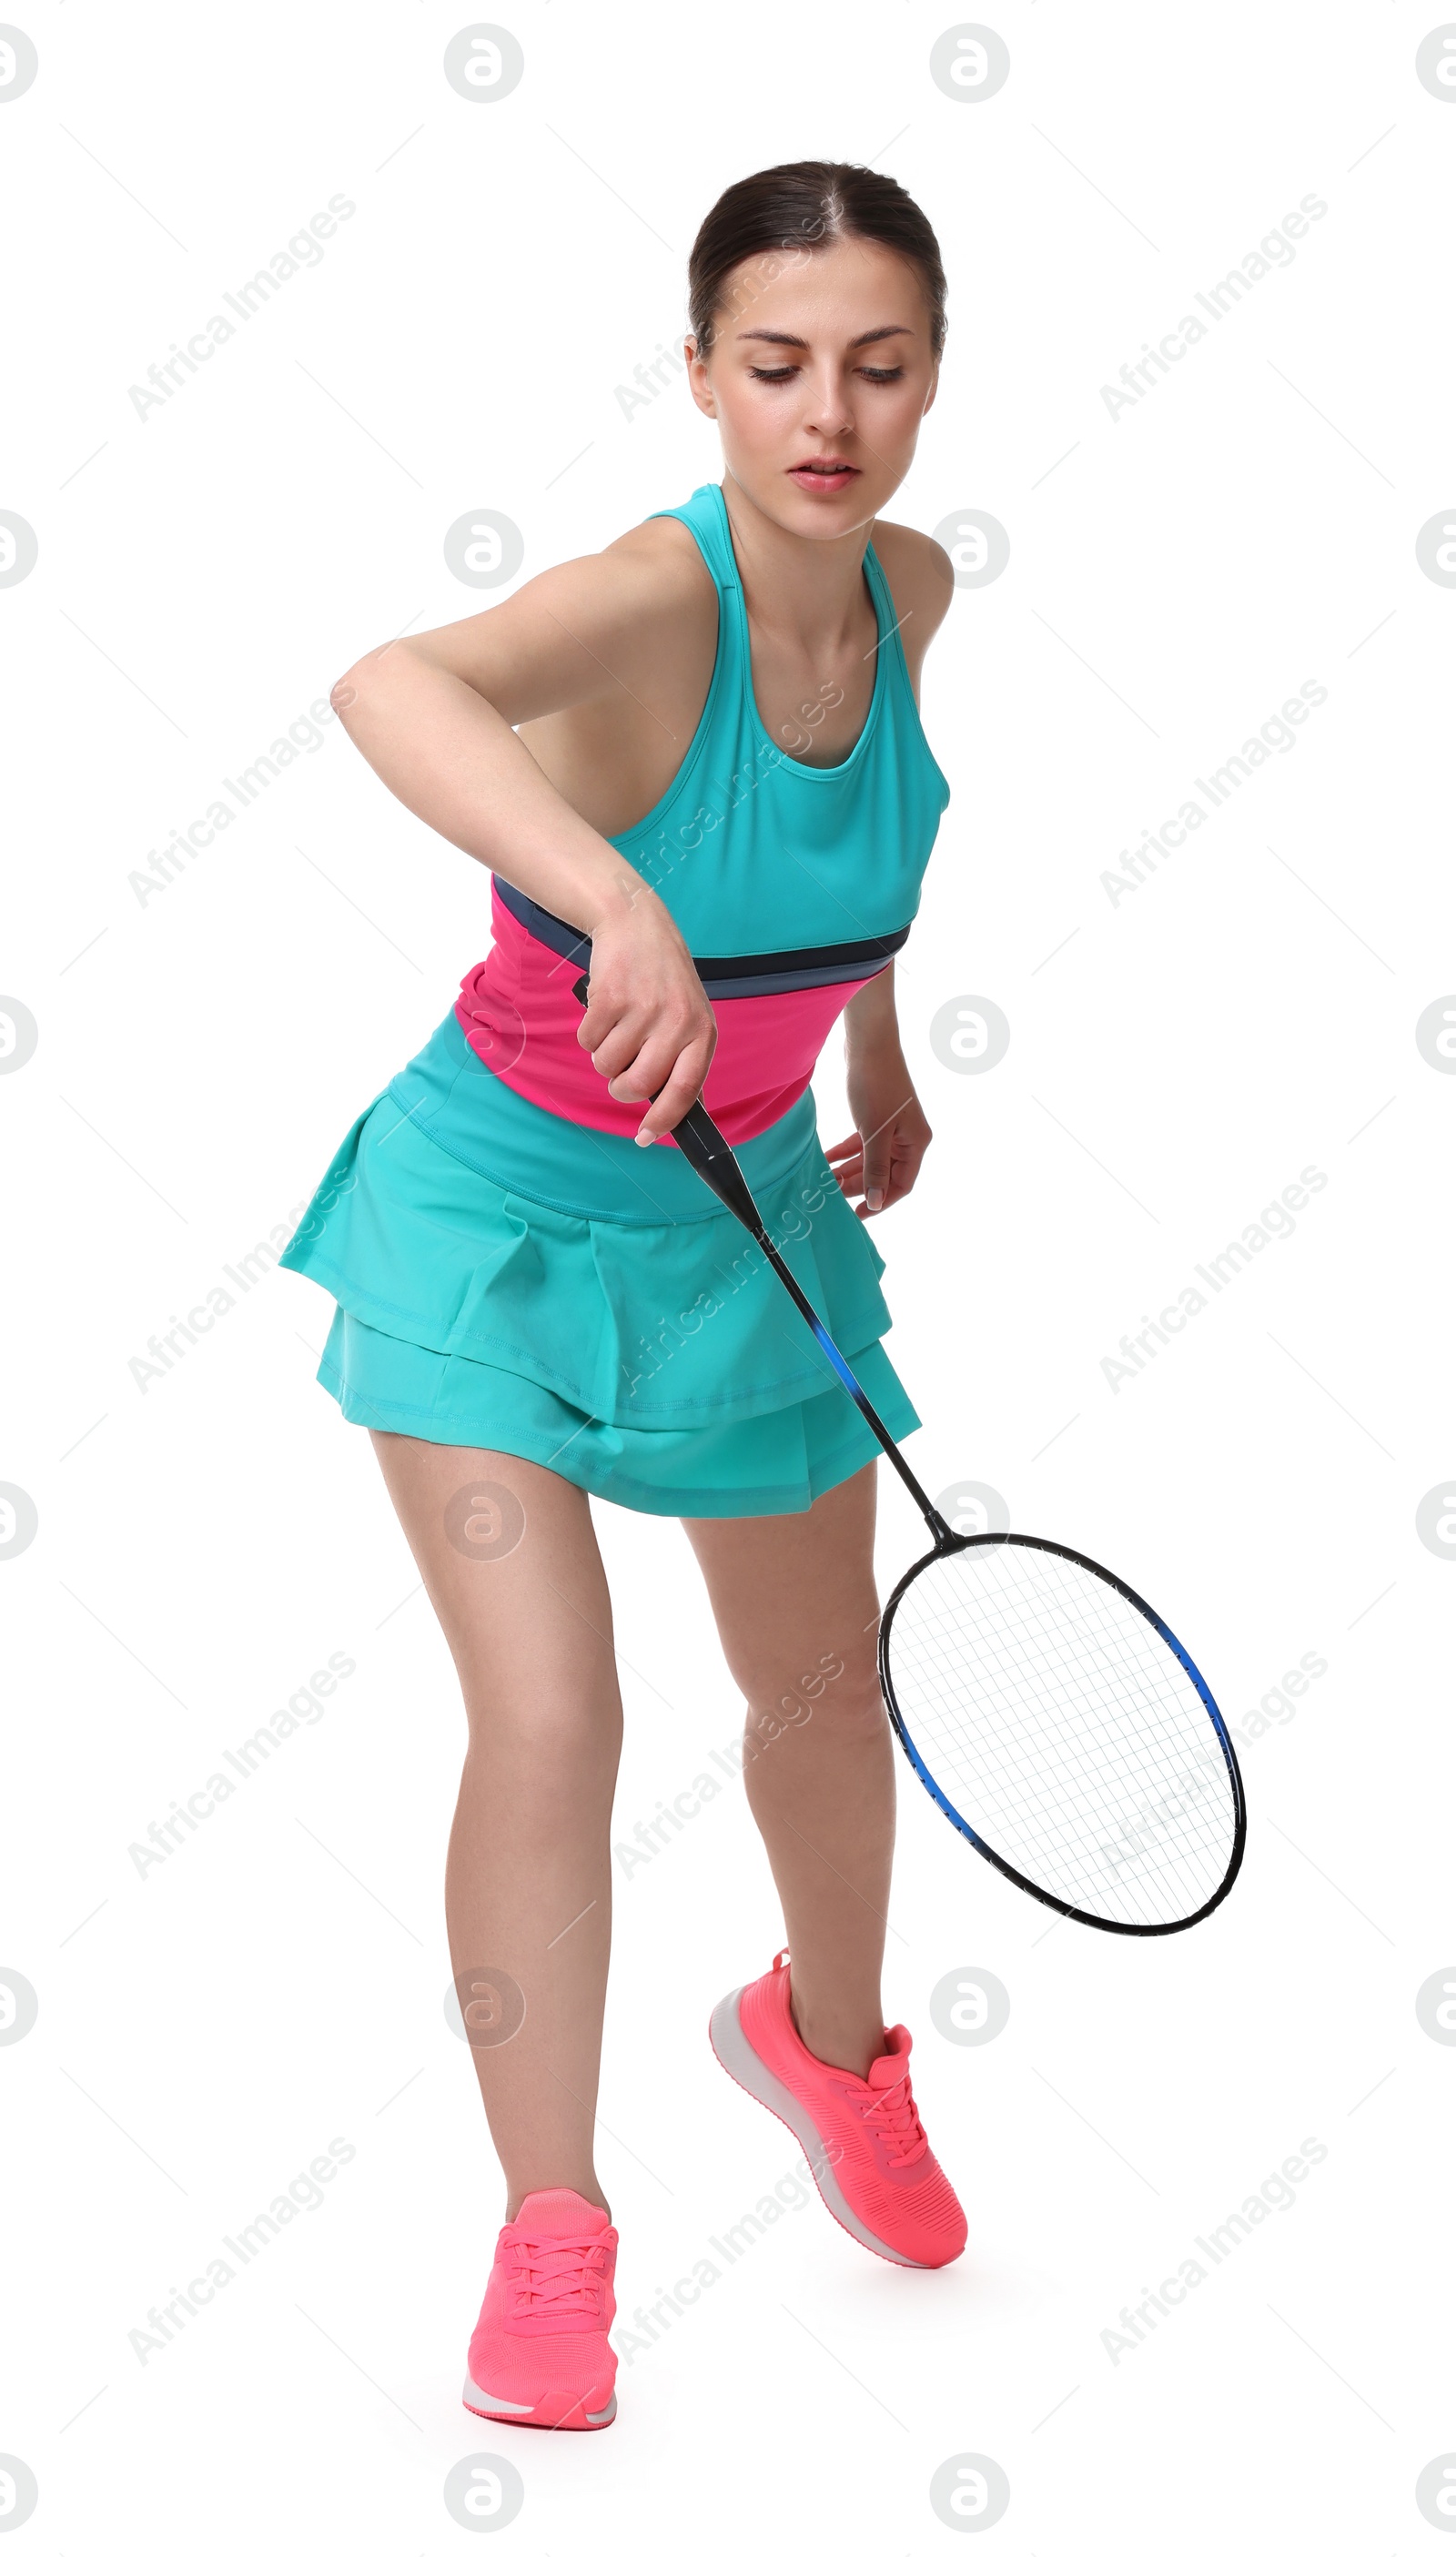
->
[571,971,955,1547]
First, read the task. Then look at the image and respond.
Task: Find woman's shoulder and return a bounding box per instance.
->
[580,513,720,701]
[508,511,716,643]
[864,520,955,700]
[868,519,956,677]
[601,508,718,593]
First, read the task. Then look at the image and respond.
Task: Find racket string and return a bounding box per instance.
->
[885,1543,1238,1928]
[891,1627,1227,1925]
[895,1602,1231,1925]
[892,1584,1231,1924]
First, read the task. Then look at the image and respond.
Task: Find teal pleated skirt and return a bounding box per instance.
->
[278,1009,921,1519]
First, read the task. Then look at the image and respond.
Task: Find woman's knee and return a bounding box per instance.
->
[739,1657,884,1748]
[459,1677,622,1764]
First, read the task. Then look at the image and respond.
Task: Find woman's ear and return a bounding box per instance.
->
[684,340,718,419]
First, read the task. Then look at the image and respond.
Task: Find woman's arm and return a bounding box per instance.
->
[826,964,933,1218]
[823,524,951,1215]
[329,533,716,1142]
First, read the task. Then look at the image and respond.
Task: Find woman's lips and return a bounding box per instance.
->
[787,462,860,494]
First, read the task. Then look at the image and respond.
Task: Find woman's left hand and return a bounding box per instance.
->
[824,1058,934,1218]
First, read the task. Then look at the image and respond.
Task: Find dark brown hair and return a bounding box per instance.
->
[687,160,947,362]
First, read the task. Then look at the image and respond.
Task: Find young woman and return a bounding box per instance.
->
[280,161,962,2432]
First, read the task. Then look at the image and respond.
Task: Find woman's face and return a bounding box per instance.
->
[687,233,939,537]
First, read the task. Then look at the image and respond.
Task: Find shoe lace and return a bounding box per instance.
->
[859,2071,928,2167]
[507,2232,611,2317]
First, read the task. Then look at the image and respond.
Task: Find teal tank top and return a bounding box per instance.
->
[611,479,952,951]
[427,480,952,1214]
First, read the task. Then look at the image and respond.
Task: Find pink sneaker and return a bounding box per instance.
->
[463,2188,618,2431]
[709,1951,966,2269]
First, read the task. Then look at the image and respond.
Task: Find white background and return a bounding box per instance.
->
[4,2,1454,2548]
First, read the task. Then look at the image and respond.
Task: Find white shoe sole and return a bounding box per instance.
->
[462,2372,617,2428]
[707,1984,925,2269]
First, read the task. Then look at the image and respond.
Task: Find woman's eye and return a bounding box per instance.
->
[746,361,904,383]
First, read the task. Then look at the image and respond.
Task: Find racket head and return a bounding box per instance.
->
[878,1531,1246,1936]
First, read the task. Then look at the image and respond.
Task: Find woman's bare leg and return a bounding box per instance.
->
[680,1460,893,2079]
[369,1433,621,2218]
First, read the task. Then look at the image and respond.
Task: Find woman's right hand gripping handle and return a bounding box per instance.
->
[574,896,717,1147]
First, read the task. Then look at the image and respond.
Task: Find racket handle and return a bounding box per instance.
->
[571,971,765,1238]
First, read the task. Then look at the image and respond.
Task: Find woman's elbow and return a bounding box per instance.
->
[329,642,404,724]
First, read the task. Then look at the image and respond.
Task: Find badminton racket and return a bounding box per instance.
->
[571,973,1245,1935]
